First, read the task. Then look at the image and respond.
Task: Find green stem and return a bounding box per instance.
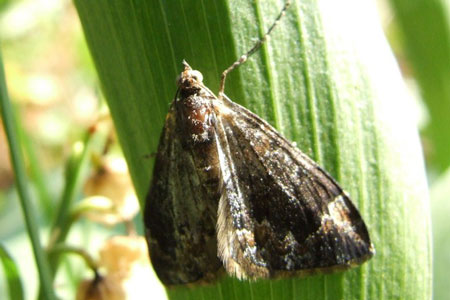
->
[0,50,56,299]
[38,128,94,300]
[16,109,54,220]
[48,131,93,262]
[50,244,98,272]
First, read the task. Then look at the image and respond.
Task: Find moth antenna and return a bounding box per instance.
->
[218,0,291,99]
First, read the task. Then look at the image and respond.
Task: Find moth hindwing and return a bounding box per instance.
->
[144,62,374,286]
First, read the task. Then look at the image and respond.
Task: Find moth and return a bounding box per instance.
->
[144,1,374,286]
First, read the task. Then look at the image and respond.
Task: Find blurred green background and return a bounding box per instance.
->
[0,0,448,299]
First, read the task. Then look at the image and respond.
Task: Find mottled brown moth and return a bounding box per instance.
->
[144,0,374,286]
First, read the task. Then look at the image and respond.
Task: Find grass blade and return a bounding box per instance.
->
[74,0,432,299]
[430,168,450,300]
[388,0,450,172]
[0,244,24,300]
[0,49,56,299]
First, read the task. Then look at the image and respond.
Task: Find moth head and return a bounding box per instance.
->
[176,61,204,92]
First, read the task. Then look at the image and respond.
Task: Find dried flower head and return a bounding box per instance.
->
[76,273,125,300]
[99,235,149,278]
[83,157,139,225]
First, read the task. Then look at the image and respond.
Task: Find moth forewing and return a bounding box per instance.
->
[213,93,374,280]
[144,71,223,285]
[214,101,271,280]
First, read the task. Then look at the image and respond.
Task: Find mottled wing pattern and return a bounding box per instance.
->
[214,96,374,279]
[144,103,222,285]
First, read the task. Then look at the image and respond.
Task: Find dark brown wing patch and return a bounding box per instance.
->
[215,96,374,279]
[144,104,222,285]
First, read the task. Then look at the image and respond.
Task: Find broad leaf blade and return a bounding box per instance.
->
[74,0,432,299]
[389,0,450,173]
[430,168,450,300]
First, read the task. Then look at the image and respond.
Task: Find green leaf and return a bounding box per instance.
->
[430,168,450,300]
[74,0,432,299]
[0,49,56,299]
[388,0,450,172]
[0,244,24,300]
